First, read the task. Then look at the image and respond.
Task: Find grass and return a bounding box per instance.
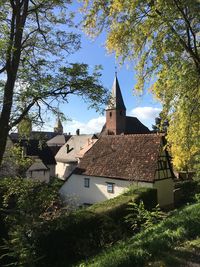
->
[88,187,157,214]
[75,202,200,267]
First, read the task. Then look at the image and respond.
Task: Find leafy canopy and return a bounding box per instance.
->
[0,0,108,165]
[82,0,200,170]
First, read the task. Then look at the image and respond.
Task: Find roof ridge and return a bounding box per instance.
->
[100,133,164,138]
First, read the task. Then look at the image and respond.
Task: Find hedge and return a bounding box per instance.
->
[35,187,157,267]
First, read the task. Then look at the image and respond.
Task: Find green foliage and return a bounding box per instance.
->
[0,0,108,166]
[125,201,166,231]
[174,180,200,207]
[82,0,200,171]
[0,183,157,267]
[0,177,65,266]
[35,187,156,266]
[152,111,169,133]
[77,202,200,267]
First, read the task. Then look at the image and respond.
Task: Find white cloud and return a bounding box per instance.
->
[65,116,106,134]
[130,107,162,121]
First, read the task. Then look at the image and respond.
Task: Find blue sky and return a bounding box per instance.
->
[43,2,162,134]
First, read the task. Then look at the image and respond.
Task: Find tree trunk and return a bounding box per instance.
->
[0,75,16,166]
[0,0,29,167]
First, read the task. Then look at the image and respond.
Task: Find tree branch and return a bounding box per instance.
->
[154,6,200,73]
[173,0,199,59]
[9,98,38,129]
[0,66,6,74]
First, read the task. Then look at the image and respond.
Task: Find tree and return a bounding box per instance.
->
[0,177,66,266]
[0,0,108,166]
[82,0,200,170]
[152,112,169,133]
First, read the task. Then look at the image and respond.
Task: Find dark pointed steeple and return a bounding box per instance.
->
[107,76,126,111]
[106,76,126,135]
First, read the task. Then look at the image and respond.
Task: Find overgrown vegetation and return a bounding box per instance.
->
[0,177,65,266]
[77,200,200,267]
[0,180,156,267]
[125,201,166,232]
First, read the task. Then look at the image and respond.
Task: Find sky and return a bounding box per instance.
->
[42,2,162,134]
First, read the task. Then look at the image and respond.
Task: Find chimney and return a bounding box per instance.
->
[76,129,80,135]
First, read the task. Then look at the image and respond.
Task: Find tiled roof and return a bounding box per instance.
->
[55,134,98,163]
[47,134,71,146]
[10,131,58,141]
[11,139,56,165]
[100,116,150,135]
[73,134,164,182]
[125,117,150,134]
[28,160,49,171]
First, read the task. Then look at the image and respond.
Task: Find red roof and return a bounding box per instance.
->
[73,134,166,182]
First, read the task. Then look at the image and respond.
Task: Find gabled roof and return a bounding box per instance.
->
[11,139,56,165]
[106,76,126,110]
[55,134,98,163]
[125,116,150,134]
[47,134,71,147]
[100,116,150,135]
[28,160,49,172]
[73,134,166,182]
[10,131,59,141]
[76,139,98,159]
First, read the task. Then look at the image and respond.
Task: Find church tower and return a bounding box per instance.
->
[54,116,63,134]
[106,76,126,135]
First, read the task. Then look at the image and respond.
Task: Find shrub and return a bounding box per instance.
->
[125,201,166,231]
[35,187,157,266]
[77,202,200,267]
[174,180,200,207]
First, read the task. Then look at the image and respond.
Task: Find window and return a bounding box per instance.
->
[109,112,112,117]
[84,178,90,188]
[107,182,114,193]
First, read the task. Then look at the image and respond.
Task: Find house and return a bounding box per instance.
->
[26,158,50,182]
[55,132,98,180]
[9,117,71,181]
[100,76,150,135]
[10,139,56,182]
[47,134,72,157]
[60,134,175,208]
[9,135,57,181]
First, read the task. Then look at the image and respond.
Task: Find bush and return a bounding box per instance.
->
[125,201,166,231]
[77,202,200,267]
[0,180,157,267]
[0,177,65,266]
[35,187,157,267]
[174,180,200,207]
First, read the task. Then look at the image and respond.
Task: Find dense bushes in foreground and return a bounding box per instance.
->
[36,187,157,266]
[0,177,157,267]
[77,202,200,267]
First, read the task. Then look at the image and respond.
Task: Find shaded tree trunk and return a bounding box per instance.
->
[0,0,29,167]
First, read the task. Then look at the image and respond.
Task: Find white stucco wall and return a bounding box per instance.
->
[154,179,174,207]
[56,161,77,180]
[59,174,153,205]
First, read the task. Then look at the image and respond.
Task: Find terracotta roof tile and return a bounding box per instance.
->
[73,134,164,182]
